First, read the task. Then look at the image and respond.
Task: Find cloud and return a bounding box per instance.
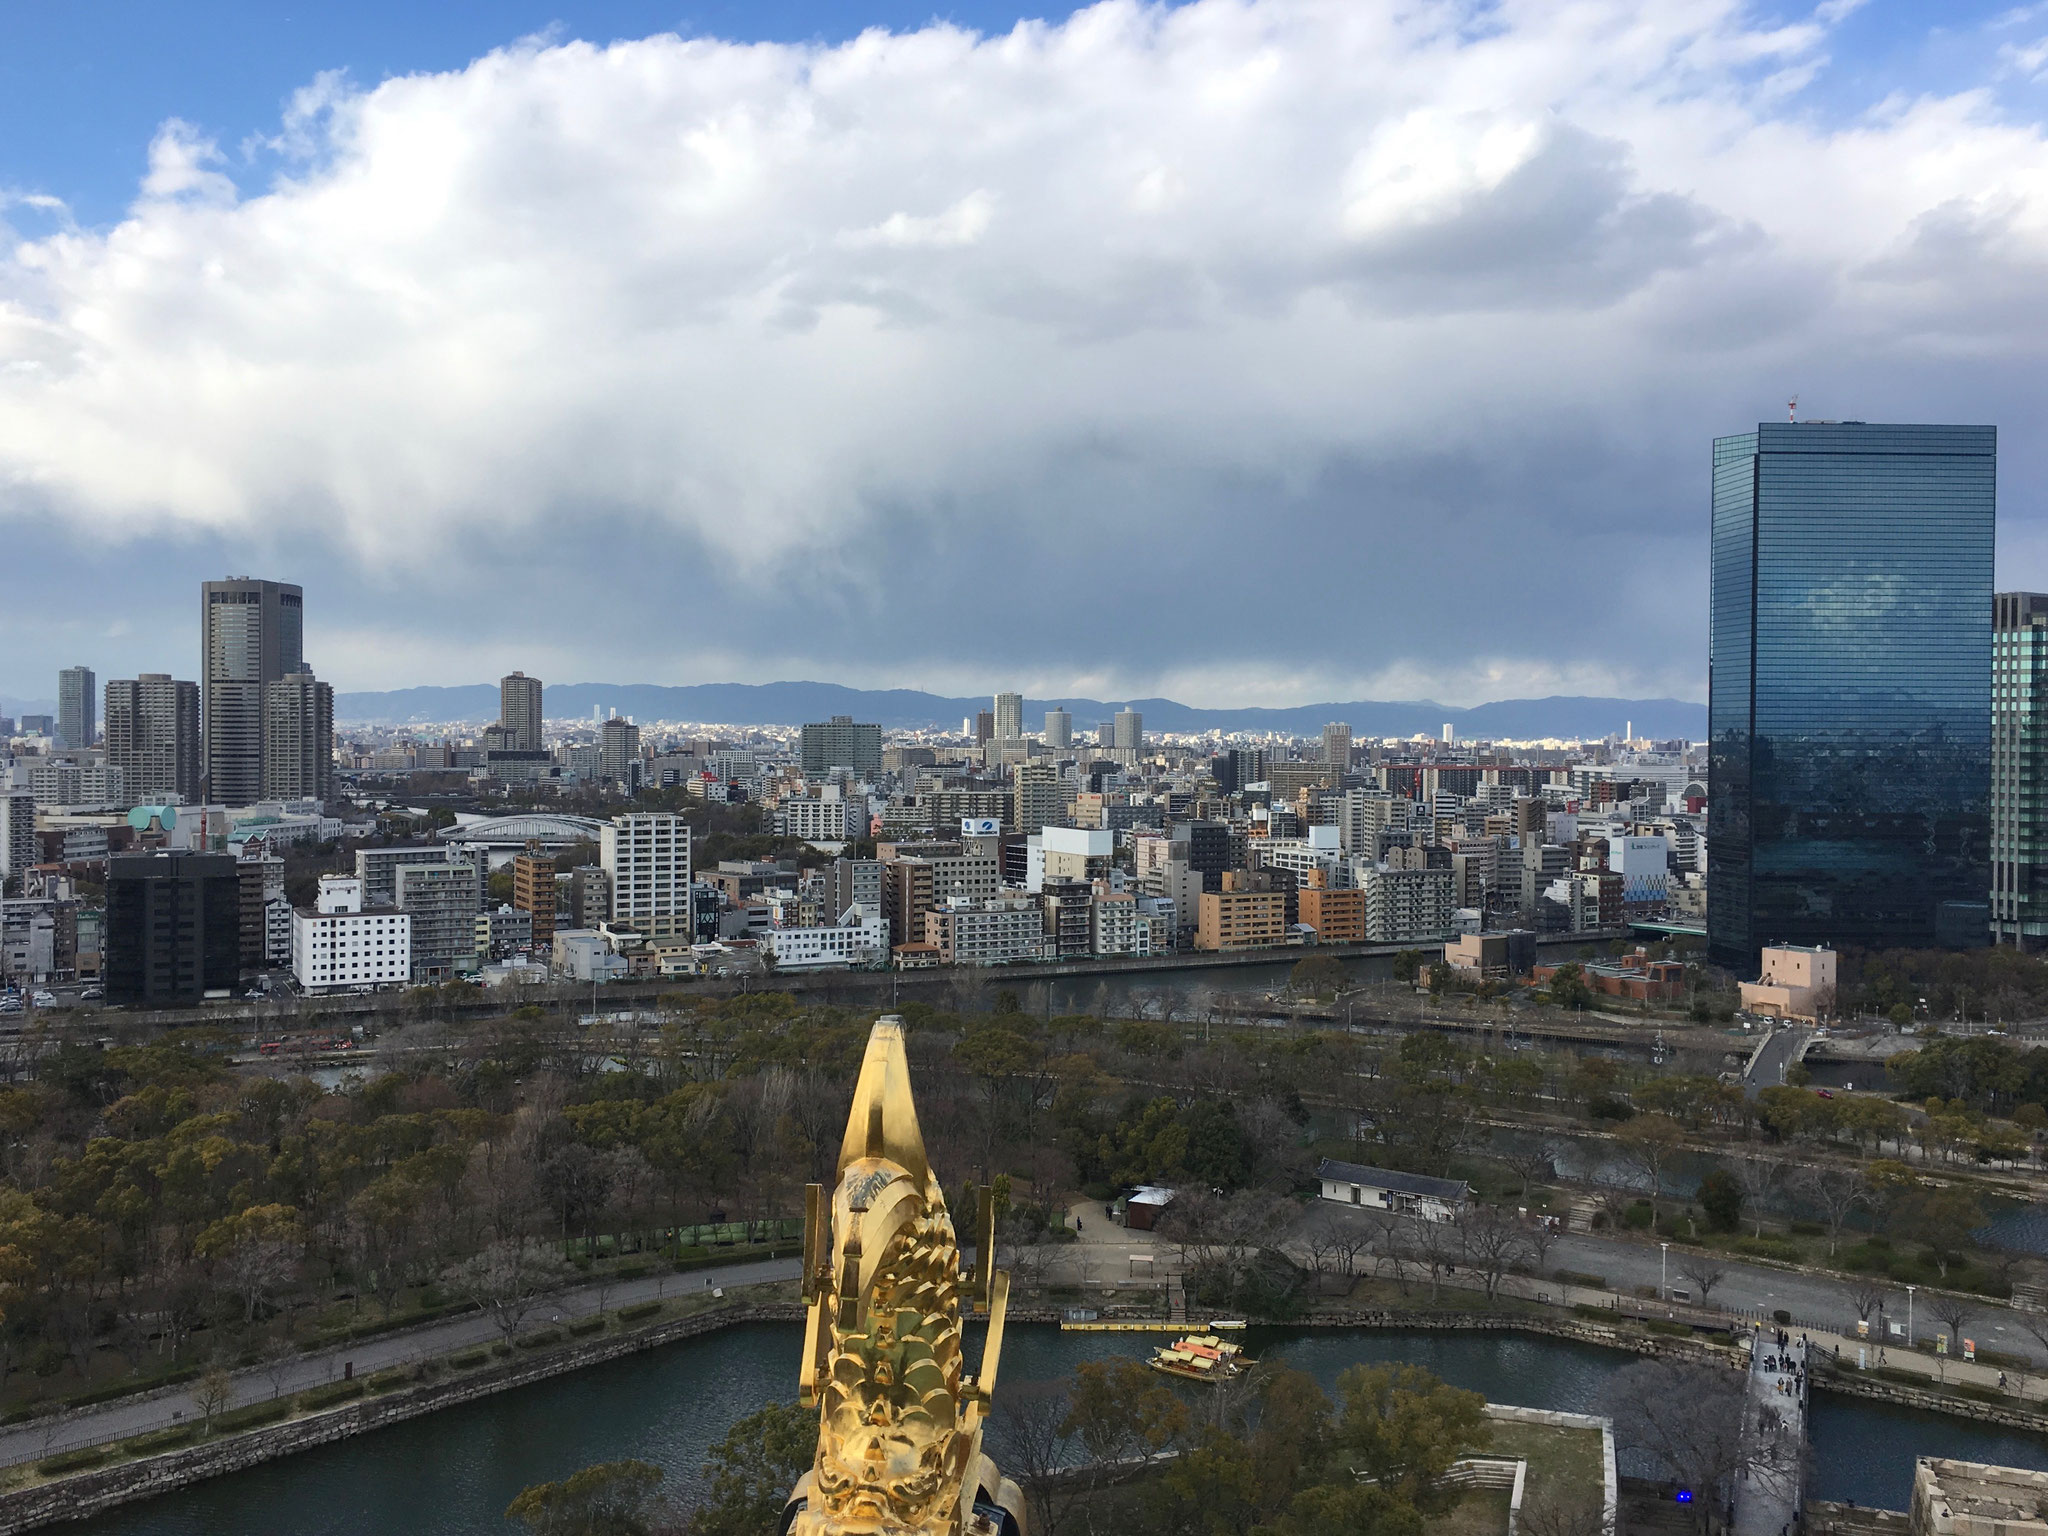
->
[4,0,2048,706]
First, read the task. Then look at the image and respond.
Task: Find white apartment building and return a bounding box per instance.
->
[1091,890,1173,957]
[1357,866,1457,944]
[780,794,849,843]
[29,760,126,808]
[292,876,411,994]
[602,813,692,939]
[923,896,1047,966]
[1259,825,1349,887]
[764,902,889,970]
[1336,789,1411,855]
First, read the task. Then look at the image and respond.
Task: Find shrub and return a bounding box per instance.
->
[214,1400,293,1433]
[1573,1304,1612,1321]
[616,1264,649,1281]
[618,1301,664,1323]
[491,1343,513,1359]
[568,1317,606,1337]
[36,1447,111,1477]
[515,1330,564,1350]
[1789,1221,1825,1237]
[1622,1202,1654,1231]
[1772,1309,1792,1326]
[1736,1237,1802,1264]
[1645,1319,1693,1337]
[448,1350,489,1370]
[122,1427,198,1457]
[363,1367,410,1392]
[1556,1270,1607,1289]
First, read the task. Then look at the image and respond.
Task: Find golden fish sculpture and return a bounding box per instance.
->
[782,1018,1026,1536]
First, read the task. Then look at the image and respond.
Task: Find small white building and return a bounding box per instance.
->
[1315,1157,1469,1223]
[292,876,411,994]
[762,901,889,970]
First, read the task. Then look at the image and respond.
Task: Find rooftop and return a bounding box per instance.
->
[1317,1158,1470,1203]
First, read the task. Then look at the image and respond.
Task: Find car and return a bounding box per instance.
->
[30,991,55,1007]
[79,987,103,1000]
[1815,1088,1835,1099]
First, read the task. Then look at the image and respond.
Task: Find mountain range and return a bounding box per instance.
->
[327,681,1705,740]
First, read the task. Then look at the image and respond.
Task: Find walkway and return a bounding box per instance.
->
[1732,1331,1808,1536]
[0,1253,801,1470]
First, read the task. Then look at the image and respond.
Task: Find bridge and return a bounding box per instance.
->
[1730,1330,1807,1536]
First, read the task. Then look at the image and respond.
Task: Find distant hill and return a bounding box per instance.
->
[333,680,1705,740]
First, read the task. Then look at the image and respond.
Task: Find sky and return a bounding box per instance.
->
[5,0,2048,710]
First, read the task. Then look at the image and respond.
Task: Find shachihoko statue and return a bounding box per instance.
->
[780,1017,1026,1536]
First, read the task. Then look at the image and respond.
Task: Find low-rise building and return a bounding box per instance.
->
[1740,944,1837,1023]
[763,901,889,970]
[1441,929,1537,980]
[1296,871,1365,944]
[1196,873,1288,952]
[1315,1157,1468,1222]
[922,896,1046,966]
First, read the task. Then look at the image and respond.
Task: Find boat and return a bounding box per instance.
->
[1148,1332,1248,1382]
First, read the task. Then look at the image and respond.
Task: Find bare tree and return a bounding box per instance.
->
[1674,1253,1728,1302]
[1362,1208,1410,1291]
[453,1240,572,1347]
[1409,1215,1462,1303]
[1847,1278,1887,1330]
[991,1383,1084,1536]
[1796,1165,1868,1256]
[1929,1295,1976,1359]
[1497,1139,1558,1200]
[1733,1156,1787,1239]
[1518,1489,1607,1536]
[1525,1217,1561,1280]
[1458,1205,1532,1304]
[1294,1208,1346,1295]
[195,1365,233,1435]
[1604,1359,1785,1517]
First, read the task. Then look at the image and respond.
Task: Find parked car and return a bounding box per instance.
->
[30,991,55,1007]
[79,986,103,1000]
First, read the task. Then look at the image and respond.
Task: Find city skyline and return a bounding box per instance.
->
[7,5,2048,703]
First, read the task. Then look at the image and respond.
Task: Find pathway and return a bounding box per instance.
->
[1732,1331,1808,1536]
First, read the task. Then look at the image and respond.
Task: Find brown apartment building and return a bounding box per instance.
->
[1196,871,1288,952]
[1295,870,1365,944]
[512,843,557,950]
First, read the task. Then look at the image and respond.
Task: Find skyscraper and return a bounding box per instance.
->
[262,668,334,802]
[202,578,304,805]
[1043,708,1072,750]
[57,666,95,750]
[600,717,641,788]
[1321,722,1352,768]
[1013,759,1064,837]
[993,692,1023,741]
[1994,592,2048,949]
[602,812,692,939]
[500,672,544,753]
[1708,421,1993,971]
[1113,708,1143,752]
[105,675,202,803]
[801,715,882,777]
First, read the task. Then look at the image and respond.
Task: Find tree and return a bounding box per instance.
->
[1732,1156,1787,1238]
[1614,1115,1683,1218]
[452,1240,572,1347]
[1290,956,1346,1001]
[682,1401,815,1536]
[1604,1359,1773,1509]
[1893,1186,1986,1279]
[992,1383,1083,1536]
[1797,1165,1869,1257]
[195,1364,233,1435]
[1697,1168,1742,1233]
[1457,1205,1530,1304]
[1929,1295,1976,1357]
[1674,1253,1727,1302]
[1063,1357,1188,1468]
[506,1459,666,1536]
[1847,1278,1887,1328]
[1330,1361,1490,1516]
[1497,1139,1557,1199]
[194,1203,303,1323]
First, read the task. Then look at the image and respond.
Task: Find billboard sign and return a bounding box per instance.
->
[961,817,1001,837]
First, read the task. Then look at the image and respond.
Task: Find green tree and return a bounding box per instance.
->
[506,1460,665,1536]
[1290,956,1345,1001]
[1392,949,1423,984]
[1329,1362,1489,1515]
[1063,1357,1188,1466]
[1697,1168,1743,1233]
[683,1401,816,1536]
[1892,1186,1986,1279]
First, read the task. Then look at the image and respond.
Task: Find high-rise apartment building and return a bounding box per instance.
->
[801,715,882,777]
[976,711,995,746]
[1013,760,1064,836]
[500,672,544,753]
[106,850,241,1005]
[601,812,691,939]
[1994,592,2048,948]
[1043,708,1072,750]
[57,667,95,750]
[599,718,641,788]
[0,790,33,894]
[1709,422,1993,970]
[396,861,485,981]
[1113,708,1143,752]
[262,668,333,801]
[993,692,1023,741]
[105,675,202,804]
[1321,722,1352,768]
[202,578,304,805]
[512,845,557,950]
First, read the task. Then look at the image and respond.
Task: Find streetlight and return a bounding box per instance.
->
[1660,1241,1670,1302]
[1906,1285,1917,1349]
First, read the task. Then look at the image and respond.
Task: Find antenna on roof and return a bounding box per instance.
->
[1788,395,1798,423]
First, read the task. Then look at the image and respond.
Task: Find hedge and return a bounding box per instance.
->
[448,1350,489,1370]
[36,1447,111,1477]
[515,1330,564,1350]
[618,1301,664,1323]
[298,1380,366,1411]
[567,1317,606,1337]
[214,1399,293,1433]
[122,1426,198,1457]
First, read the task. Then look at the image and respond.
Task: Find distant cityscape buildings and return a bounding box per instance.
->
[57,666,94,751]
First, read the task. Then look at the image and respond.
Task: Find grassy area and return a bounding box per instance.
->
[1484,1419,1605,1524]
[1431,1487,1513,1536]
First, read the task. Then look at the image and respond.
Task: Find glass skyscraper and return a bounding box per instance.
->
[1708,422,1993,973]
[1993,592,2048,949]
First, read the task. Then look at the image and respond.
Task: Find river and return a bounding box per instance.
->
[66,1323,2048,1535]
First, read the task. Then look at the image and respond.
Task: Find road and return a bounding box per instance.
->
[1742,1027,1811,1098]
[0,1253,801,1470]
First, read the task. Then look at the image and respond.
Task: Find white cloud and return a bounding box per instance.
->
[4,0,2048,703]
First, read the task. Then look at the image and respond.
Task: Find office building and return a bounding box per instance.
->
[0,791,33,894]
[1013,760,1064,837]
[1112,708,1143,752]
[105,850,241,1005]
[262,668,333,802]
[17,716,52,738]
[396,861,485,982]
[1996,593,2048,948]
[1709,422,1994,970]
[28,760,125,807]
[57,667,95,750]
[1170,820,1231,893]
[513,845,558,950]
[1321,722,1352,768]
[292,875,411,994]
[599,718,641,789]
[602,812,691,938]
[801,715,883,777]
[1043,708,1072,750]
[976,711,995,745]
[500,672,544,753]
[201,578,304,805]
[993,692,1023,741]
[105,675,201,803]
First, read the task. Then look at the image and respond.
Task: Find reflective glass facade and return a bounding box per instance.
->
[1708,423,1993,973]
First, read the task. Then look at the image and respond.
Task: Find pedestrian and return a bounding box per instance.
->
[1076,1218,1083,1233]
[2002,1372,2010,1390]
